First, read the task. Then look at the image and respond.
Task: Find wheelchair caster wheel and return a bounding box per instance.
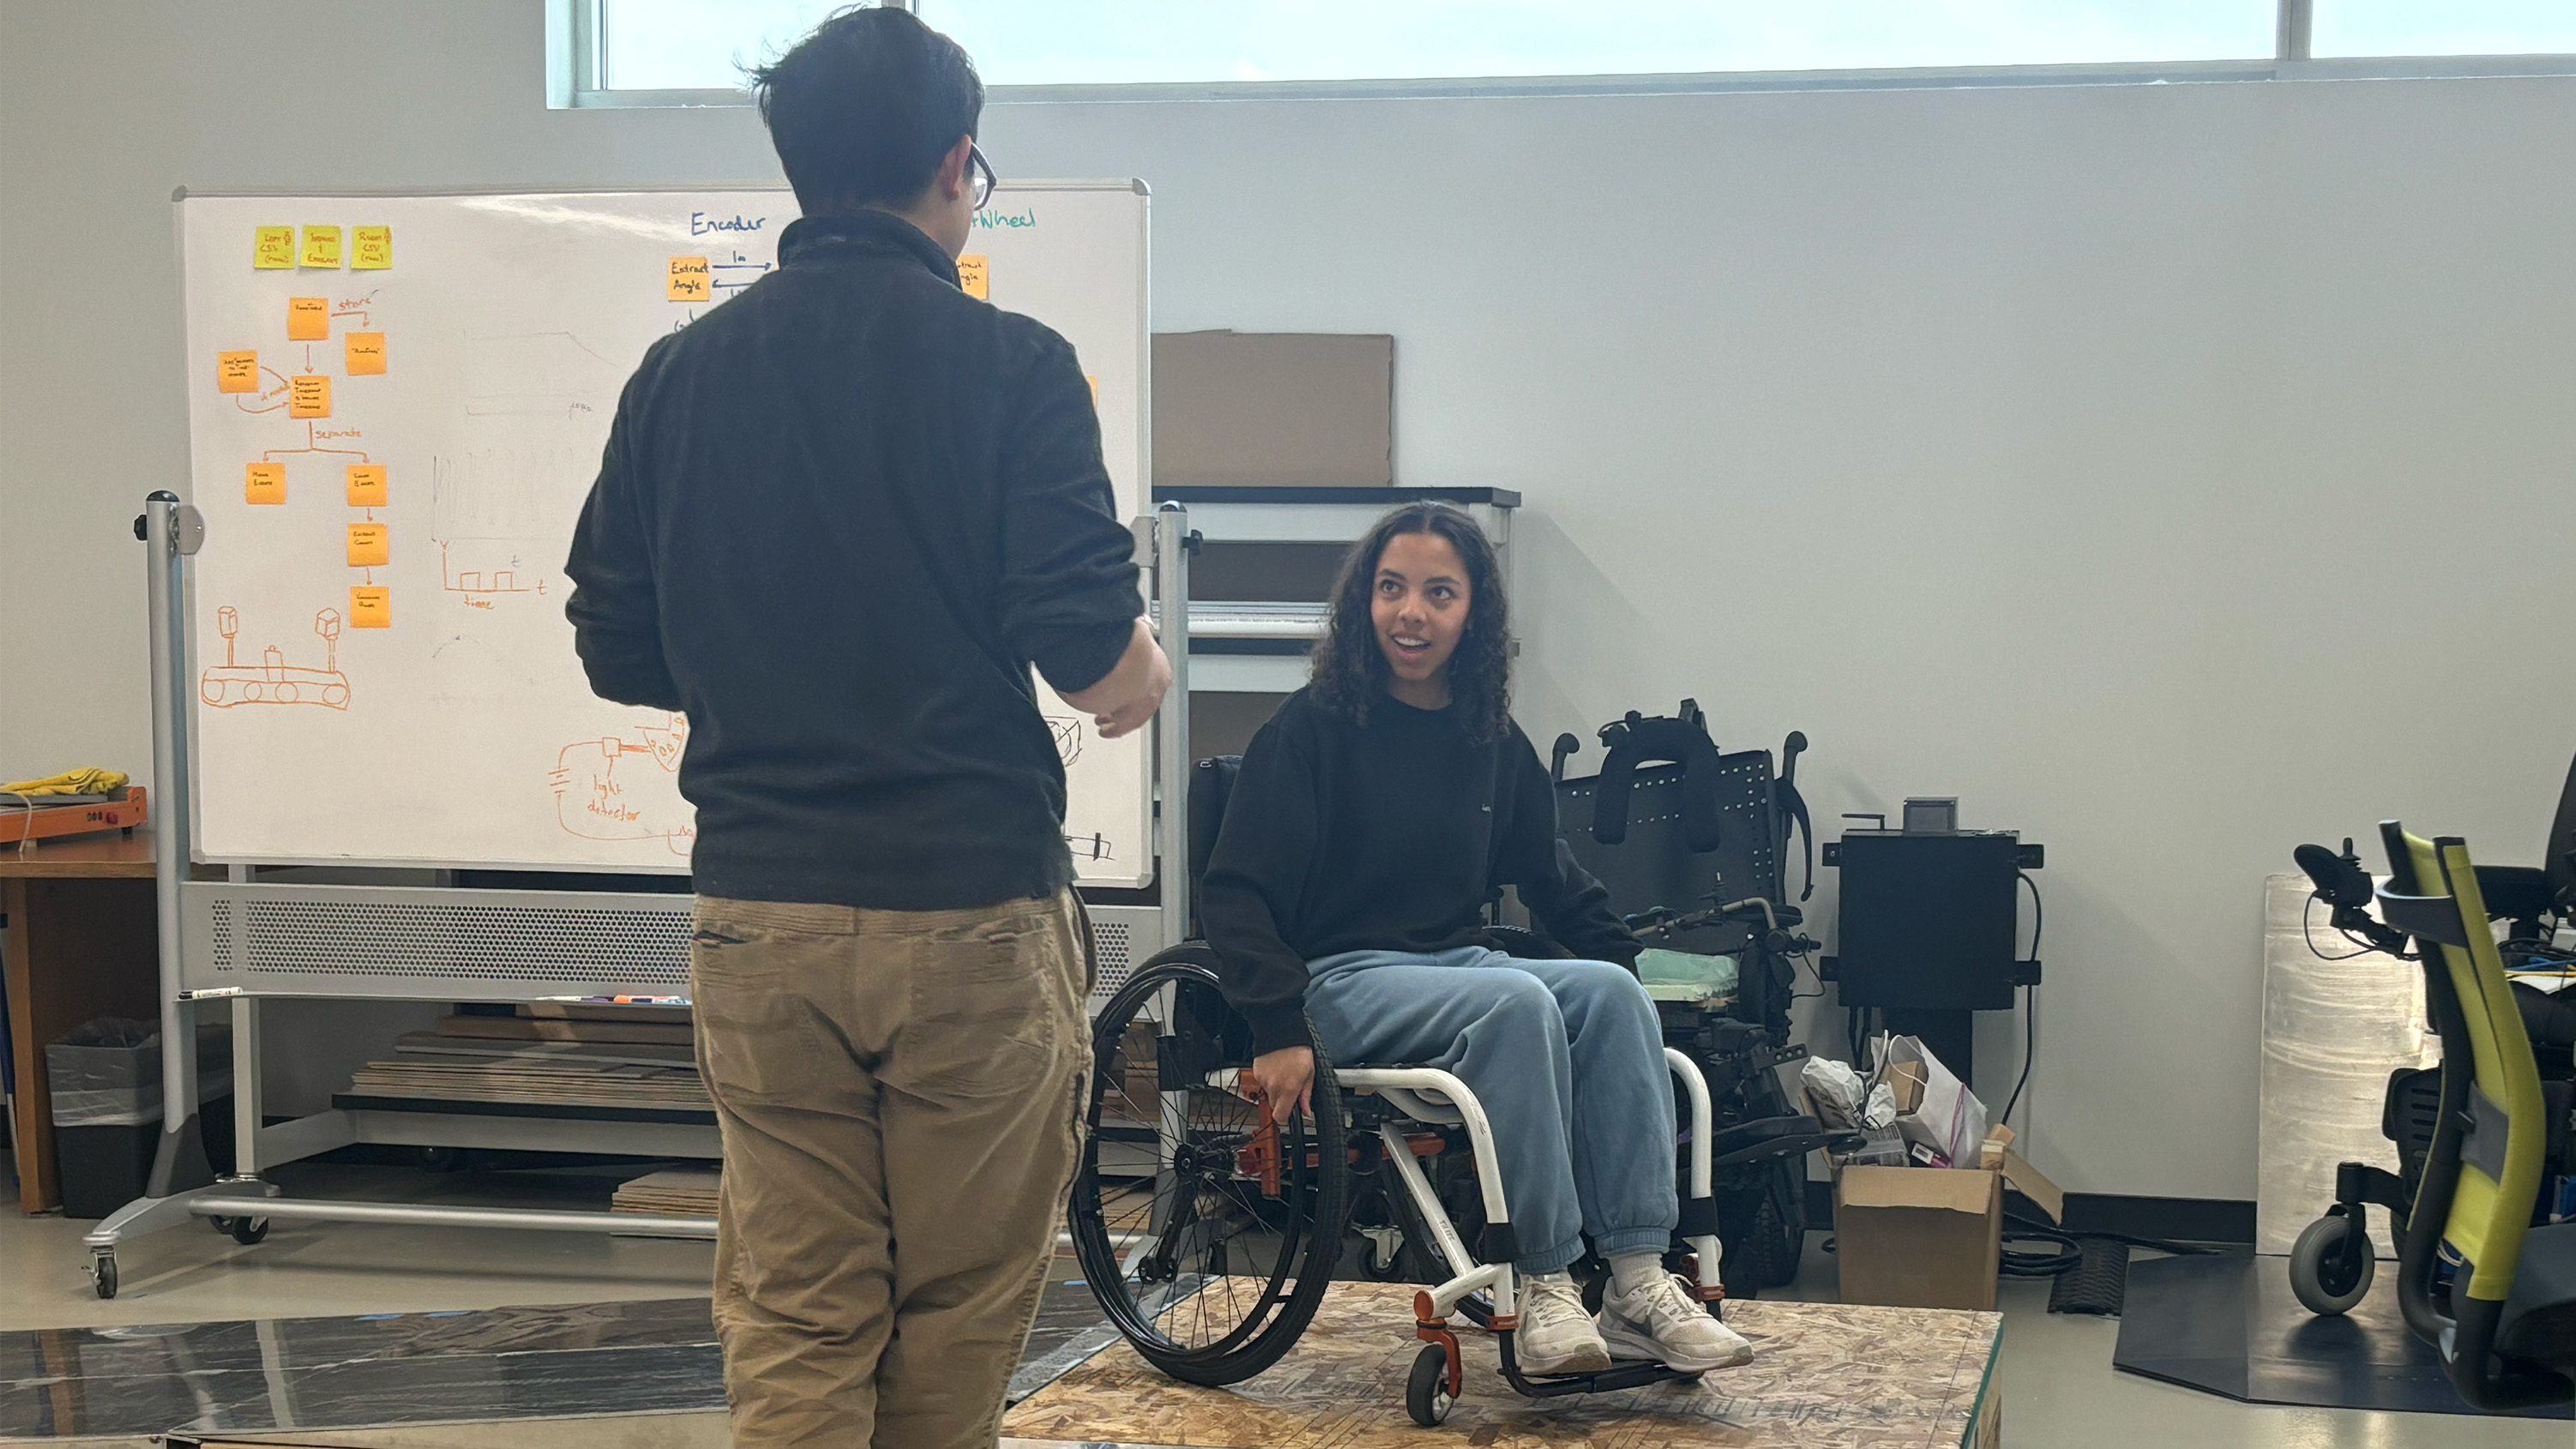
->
[91,1254,118,1300]
[2290,1212,2374,1316]
[229,1217,270,1246]
[1406,1344,1454,1426]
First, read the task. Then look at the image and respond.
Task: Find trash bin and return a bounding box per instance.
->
[46,1017,235,1218]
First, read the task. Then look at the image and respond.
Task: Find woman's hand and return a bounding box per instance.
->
[1251,1045,1315,1126]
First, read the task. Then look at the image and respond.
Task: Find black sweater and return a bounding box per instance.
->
[1200,688,1640,1054]
[564,212,1142,910]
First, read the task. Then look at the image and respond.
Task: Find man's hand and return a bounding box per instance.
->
[1061,618,1171,741]
[1250,1045,1315,1126]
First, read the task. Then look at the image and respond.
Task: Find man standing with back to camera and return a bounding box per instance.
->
[563,9,1169,1447]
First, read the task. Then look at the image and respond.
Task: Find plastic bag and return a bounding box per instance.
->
[46,1017,231,1127]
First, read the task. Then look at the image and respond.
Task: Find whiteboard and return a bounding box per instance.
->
[178,184,1153,884]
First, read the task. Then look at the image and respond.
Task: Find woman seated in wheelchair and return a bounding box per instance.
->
[1201,501,1753,1377]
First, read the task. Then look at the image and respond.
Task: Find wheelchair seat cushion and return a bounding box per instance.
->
[2495,1220,2576,1367]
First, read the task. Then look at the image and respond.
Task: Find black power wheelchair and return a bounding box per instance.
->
[1062,709,1827,1426]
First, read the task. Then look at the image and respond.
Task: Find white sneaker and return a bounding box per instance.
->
[1598,1272,1755,1372]
[1514,1272,1612,1375]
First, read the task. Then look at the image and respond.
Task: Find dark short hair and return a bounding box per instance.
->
[1308,503,1514,745]
[751,7,984,213]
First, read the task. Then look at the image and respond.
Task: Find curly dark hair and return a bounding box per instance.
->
[1308,503,1513,744]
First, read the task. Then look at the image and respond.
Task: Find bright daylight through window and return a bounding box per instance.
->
[596,1,2290,93]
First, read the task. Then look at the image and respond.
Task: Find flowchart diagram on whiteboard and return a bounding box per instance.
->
[179,186,1153,882]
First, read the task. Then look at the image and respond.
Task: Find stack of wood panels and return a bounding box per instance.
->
[612,1168,721,1218]
[344,1002,710,1113]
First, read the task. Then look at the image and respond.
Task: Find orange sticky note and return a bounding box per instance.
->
[346,464,388,507]
[351,225,393,270]
[253,226,297,269]
[216,350,259,394]
[244,462,286,504]
[667,256,710,301]
[1086,374,1099,404]
[349,586,391,628]
[290,374,331,418]
[956,254,990,299]
[346,332,387,375]
[287,296,329,341]
[346,522,389,567]
[300,225,342,268]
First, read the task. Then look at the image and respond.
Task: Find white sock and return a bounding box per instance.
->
[1608,1251,1667,1297]
[1526,1268,1575,1285]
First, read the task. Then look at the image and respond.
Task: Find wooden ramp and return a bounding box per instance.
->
[1004,1281,2001,1449]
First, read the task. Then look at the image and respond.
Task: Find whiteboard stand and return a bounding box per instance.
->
[81,495,1195,1298]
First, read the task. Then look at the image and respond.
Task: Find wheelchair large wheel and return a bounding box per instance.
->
[1068,947,1348,1386]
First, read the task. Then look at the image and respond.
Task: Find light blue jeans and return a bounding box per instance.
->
[1304,946,1677,1273]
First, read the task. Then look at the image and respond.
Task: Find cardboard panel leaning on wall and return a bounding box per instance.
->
[1153,331,1393,487]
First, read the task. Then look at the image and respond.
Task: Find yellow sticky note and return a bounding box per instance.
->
[254,226,297,269]
[216,350,259,394]
[286,296,329,341]
[351,225,393,270]
[346,464,388,507]
[956,254,990,299]
[300,225,343,268]
[346,522,389,567]
[244,462,286,505]
[346,332,387,375]
[349,586,391,628]
[667,256,710,301]
[290,373,331,418]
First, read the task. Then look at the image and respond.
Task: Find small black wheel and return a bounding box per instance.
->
[2289,1212,2374,1315]
[1406,1343,1455,1427]
[92,1254,118,1300]
[209,1216,237,1236]
[229,1216,271,1245]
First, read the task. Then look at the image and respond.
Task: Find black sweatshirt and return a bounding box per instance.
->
[1200,688,1640,1054]
[564,211,1142,910]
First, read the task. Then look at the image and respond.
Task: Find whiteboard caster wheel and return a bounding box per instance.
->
[92,1253,119,1300]
[230,1217,271,1245]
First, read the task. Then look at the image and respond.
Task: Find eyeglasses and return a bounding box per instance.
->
[968,142,996,212]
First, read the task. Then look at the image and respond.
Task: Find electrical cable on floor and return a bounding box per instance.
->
[2001,870,2043,1128]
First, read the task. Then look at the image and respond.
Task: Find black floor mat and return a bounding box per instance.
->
[2114,1249,2573,1418]
[2048,1236,2130,1315]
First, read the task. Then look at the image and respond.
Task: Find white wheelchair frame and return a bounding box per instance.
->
[1207,1048,1725,1421]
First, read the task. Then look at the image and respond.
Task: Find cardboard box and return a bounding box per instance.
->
[1152,331,1393,488]
[1833,1125,2063,1312]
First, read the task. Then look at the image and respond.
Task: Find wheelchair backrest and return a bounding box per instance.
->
[1556,748,1789,955]
[1188,755,1243,935]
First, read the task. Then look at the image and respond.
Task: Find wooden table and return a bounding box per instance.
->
[2,833,158,1213]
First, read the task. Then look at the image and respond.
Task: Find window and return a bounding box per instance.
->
[597,1,844,93]
[912,2,2276,87]
[2310,1,2576,59]
[573,0,2574,100]
[588,0,2278,95]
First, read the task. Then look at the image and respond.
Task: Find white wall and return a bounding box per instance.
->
[4,2,2570,1200]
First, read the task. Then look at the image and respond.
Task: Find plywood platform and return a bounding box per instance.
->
[1003,1281,2001,1449]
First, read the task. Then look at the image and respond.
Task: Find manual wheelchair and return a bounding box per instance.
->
[1063,751,1803,1425]
[1066,946,1732,1426]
